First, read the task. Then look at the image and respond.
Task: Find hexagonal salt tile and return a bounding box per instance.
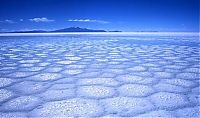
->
[162,79,197,88]
[29,98,103,117]
[128,66,147,72]
[1,96,41,111]
[77,78,119,86]
[154,72,174,79]
[118,84,155,97]
[28,73,62,81]
[116,74,144,83]
[101,97,155,116]
[77,85,115,99]
[62,69,83,75]
[150,92,189,110]
[39,89,75,101]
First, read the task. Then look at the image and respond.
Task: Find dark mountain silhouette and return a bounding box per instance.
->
[108,30,122,32]
[4,27,121,33]
[52,27,106,32]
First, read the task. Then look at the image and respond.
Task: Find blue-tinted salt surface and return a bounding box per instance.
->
[0,34,199,117]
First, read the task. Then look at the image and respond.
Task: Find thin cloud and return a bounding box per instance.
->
[67,19,109,24]
[29,17,54,22]
[0,19,15,23]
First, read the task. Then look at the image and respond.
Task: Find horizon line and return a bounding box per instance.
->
[0,32,199,37]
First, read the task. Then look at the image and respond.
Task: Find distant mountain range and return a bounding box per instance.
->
[3,27,121,33]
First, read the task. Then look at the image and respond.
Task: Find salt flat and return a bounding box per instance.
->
[0,33,199,117]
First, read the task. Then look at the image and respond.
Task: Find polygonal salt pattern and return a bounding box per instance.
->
[75,71,101,78]
[0,96,41,111]
[0,89,15,103]
[100,97,155,116]
[18,67,45,72]
[77,85,115,99]
[0,78,17,88]
[27,73,63,81]
[6,72,37,78]
[0,35,199,117]
[116,74,144,83]
[127,66,147,72]
[154,72,174,79]
[161,78,198,88]
[29,98,103,117]
[118,84,155,97]
[43,67,63,73]
[62,69,83,75]
[133,71,153,77]
[77,78,119,86]
[56,60,76,65]
[102,69,125,74]
[38,89,75,101]
[9,81,50,95]
[50,83,75,90]
[153,83,190,93]
[150,92,190,110]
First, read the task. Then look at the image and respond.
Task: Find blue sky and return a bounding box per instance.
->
[0,0,199,32]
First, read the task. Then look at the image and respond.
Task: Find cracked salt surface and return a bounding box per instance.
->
[0,34,199,117]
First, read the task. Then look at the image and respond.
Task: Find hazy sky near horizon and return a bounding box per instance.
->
[0,0,199,32]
